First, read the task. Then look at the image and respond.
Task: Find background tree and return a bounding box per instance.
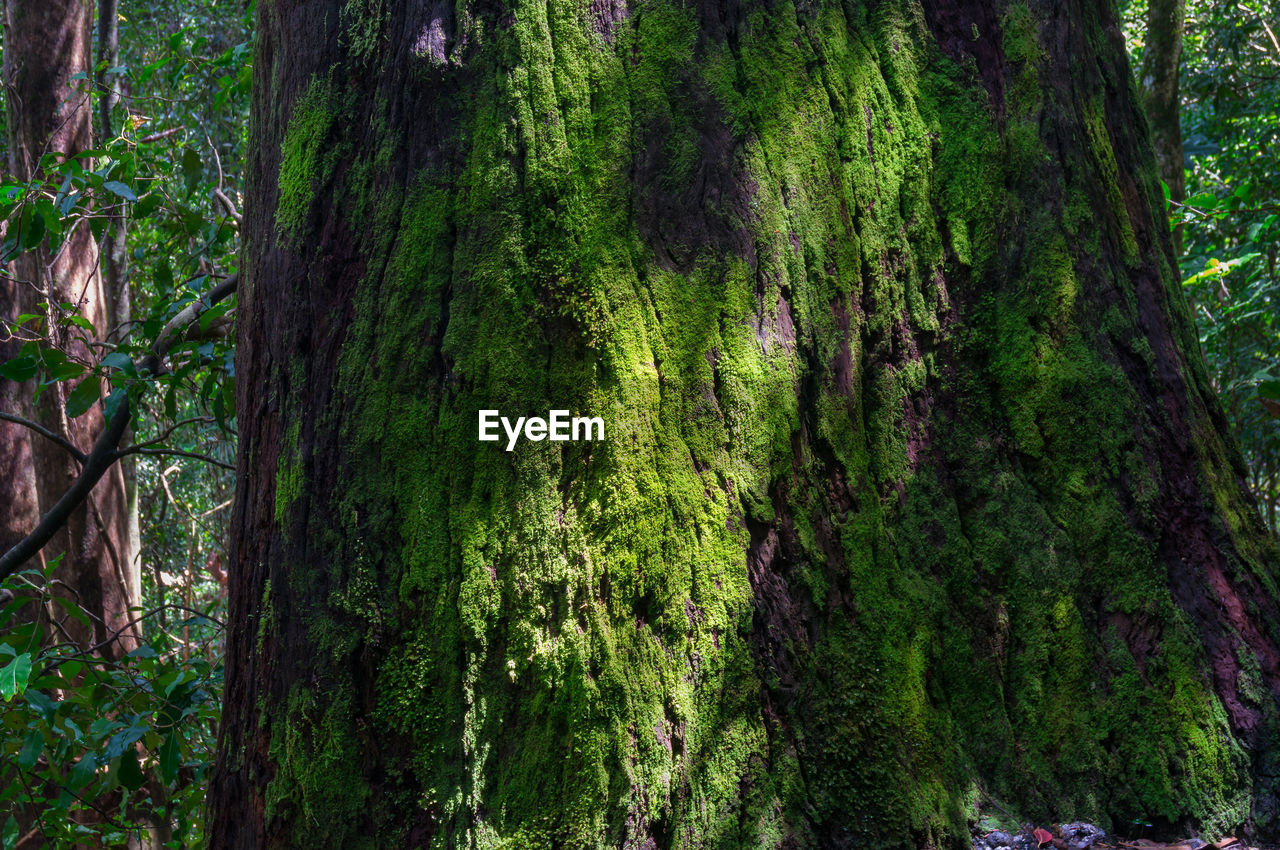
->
[0,0,247,843]
[211,0,1280,846]
[1139,0,1186,230]
[2,0,138,655]
[1124,0,1280,536]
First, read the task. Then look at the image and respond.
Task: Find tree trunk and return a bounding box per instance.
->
[0,291,39,558]
[97,0,144,623]
[0,6,42,564]
[211,0,1280,846]
[1139,0,1185,249]
[2,0,138,657]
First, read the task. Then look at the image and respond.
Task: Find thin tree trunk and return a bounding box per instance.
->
[96,0,143,637]
[2,0,137,658]
[213,0,1280,845]
[1140,0,1186,250]
[0,3,42,565]
[0,284,39,560]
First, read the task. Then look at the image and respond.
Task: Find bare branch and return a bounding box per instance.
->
[0,411,87,464]
[153,273,239,366]
[118,446,234,470]
[0,274,239,583]
[212,188,242,225]
[118,415,215,454]
[136,127,181,144]
[0,393,132,580]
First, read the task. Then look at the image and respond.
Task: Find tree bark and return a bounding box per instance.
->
[0,6,43,563]
[2,0,138,657]
[97,0,144,625]
[0,285,39,558]
[1139,0,1185,249]
[212,0,1280,846]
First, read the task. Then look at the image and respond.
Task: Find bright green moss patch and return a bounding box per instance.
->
[275,76,342,241]
[273,420,302,530]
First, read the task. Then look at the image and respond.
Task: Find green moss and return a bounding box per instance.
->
[340,0,388,63]
[274,420,302,529]
[246,0,1279,845]
[275,77,342,241]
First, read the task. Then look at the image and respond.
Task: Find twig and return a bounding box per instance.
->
[36,603,226,679]
[136,127,181,144]
[119,446,233,470]
[195,498,232,520]
[118,415,215,454]
[0,411,88,464]
[212,188,242,225]
[1170,198,1280,219]
[1261,18,1280,59]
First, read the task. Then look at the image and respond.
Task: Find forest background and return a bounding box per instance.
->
[0,0,1275,845]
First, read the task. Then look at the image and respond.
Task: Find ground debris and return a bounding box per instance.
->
[971,823,1254,850]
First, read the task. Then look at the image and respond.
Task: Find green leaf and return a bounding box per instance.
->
[2,815,17,850]
[0,652,32,700]
[68,753,100,791]
[24,688,55,721]
[118,747,146,791]
[101,352,136,376]
[58,188,82,216]
[65,376,101,418]
[181,148,203,194]
[155,258,174,293]
[47,595,91,629]
[46,359,85,382]
[103,386,128,422]
[64,315,95,332]
[200,302,230,333]
[17,729,43,769]
[20,204,46,251]
[132,192,163,219]
[102,180,137,202]
[89,717,122,740]
[0,356,37,382]
[105,721,147,761]
[159,733,181,785]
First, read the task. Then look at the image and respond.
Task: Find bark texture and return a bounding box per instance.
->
[1138,0,1185,248]
[212,0,1280,846]
[0,286,39,557]
[2,0,138,656]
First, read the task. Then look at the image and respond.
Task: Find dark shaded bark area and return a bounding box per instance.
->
[212,0,1280,847]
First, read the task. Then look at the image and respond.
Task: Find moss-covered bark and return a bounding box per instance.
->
[211,0,1280,846]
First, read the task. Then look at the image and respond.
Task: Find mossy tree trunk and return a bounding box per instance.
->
[211,0,1280,846]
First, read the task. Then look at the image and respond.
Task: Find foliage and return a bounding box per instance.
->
[0,0,249,844]
[1124,0,1280,534]
[0,559,222,848]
